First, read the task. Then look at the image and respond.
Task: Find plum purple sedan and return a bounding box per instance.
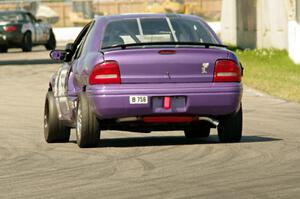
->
[44,14,243,148]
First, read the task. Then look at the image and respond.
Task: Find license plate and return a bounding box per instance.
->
[129,96,148,104]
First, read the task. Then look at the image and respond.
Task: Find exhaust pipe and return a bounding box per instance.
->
[198,117,219,127]
[117,117,139,123]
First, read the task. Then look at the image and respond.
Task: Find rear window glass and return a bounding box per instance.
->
[101,17,217,49]
[0,13,24,22]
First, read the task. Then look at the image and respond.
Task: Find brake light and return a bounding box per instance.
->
[89,61,121,84]
[163,96,171,109]
[159,50,176,54]
[3,26,17,32]
[213,60,241,82]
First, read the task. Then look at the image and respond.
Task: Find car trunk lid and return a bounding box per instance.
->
[102,48,228,83]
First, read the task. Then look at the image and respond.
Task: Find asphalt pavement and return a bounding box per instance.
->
[0,47,299,199]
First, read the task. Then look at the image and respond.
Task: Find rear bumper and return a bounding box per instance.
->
[86,83,242,119]
[0,34,6,45]
[0,32,23,46]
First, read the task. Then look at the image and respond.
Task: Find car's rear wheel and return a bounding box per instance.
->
[22,32,32,52]
[0,45,8,53]
[44,92,70,143]
[76,93,100,148]
[184,124,210,138]
[45,29,56,50]
[217,105,243,142]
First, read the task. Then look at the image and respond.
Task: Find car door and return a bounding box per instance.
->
[54,23,92,121]
[36,18,50,42]
[22,13,36,41]
[27,13,43,43]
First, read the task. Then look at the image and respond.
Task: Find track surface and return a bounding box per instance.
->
[0,48,300,199]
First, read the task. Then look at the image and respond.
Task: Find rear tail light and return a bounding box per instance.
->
[213,60,241,82]
[3,26,17,32]
[158,50,176,54]
[89,61,121,85]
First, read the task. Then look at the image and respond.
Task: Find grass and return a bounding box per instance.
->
[231,48,300,103]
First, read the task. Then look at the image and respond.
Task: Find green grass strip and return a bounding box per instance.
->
[232,48,300,103]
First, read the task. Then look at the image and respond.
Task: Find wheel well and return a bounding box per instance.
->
[24,30,31,36]
[23,31,32,41]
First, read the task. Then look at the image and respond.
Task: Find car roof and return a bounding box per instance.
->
[0,10,30,14]
[96,13,203,22]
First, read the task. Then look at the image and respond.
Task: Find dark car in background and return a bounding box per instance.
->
[0,10,56,52]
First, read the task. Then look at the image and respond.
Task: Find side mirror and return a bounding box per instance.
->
[50,50,66,61]
[64,43,75,62]
[65,43,74,52]
[37,19,43,23]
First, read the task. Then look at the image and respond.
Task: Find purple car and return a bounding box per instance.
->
[44,14,243,148]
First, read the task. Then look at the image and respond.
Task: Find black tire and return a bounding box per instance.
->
[22,32,32,52]
[184,124,210,138]
[0,45,8,53]
[76,93,100,148]
[45,29,56,50]
[44,92,70,143]
[218,105,243,142]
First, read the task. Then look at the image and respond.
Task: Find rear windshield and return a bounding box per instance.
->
[0,12,24,22]
[102,17,217,48]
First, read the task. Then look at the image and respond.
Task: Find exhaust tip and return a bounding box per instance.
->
[198,117,219,127]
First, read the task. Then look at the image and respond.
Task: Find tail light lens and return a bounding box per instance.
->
[158,50,176,54]
[213,60,241,82]
[3,26,17,32]
[89,61,121,85]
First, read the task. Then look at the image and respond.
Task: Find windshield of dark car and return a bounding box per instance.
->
[0,13,24,22]
[101,17,217,49]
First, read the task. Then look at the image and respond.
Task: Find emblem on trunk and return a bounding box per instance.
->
[202,63,209,74]
[166,72,171,79]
